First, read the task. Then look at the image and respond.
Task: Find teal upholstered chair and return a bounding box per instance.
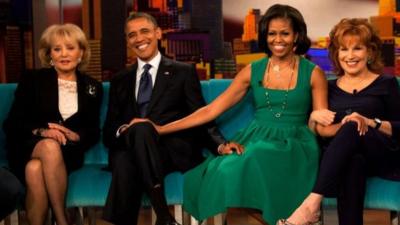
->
[0,83,17,167]
[1,79,400,225]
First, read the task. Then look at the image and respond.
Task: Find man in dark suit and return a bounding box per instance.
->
[102,12,225,225]
[0,167,23,221]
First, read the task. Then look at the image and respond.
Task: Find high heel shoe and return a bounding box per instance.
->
[276,218,322,225]
[276,219,296,225]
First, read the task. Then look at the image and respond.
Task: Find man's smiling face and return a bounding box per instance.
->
[126,17,162,62]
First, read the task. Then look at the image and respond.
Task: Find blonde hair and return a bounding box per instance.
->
[38,23,90,71]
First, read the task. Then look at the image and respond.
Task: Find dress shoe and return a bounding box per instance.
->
[276,218,321,225]
[166,221,181,225]
[155,219,181,225]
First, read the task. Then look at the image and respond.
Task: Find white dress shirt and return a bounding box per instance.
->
[116,51,162,137]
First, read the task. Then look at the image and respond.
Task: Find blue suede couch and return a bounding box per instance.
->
[0,79,399,224]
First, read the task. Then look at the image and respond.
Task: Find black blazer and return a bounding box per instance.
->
[4,68,103,159]
[103,56,224,170]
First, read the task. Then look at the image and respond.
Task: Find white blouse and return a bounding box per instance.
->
[58,78,78,120]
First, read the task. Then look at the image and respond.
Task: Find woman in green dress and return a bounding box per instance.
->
[133,4,334,224]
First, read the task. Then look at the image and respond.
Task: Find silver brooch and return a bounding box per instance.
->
[86,84,97,97]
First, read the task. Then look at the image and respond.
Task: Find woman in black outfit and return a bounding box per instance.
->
[3,24,102,225]
[279,18,400,225]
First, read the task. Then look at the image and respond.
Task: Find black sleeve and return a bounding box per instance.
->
[3,71,40,140]
[384,77,400,141]
[103,77,125,149]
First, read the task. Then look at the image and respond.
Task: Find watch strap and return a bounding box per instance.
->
[374,118,382,129]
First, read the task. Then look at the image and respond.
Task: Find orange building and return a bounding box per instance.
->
[242,9,260,42]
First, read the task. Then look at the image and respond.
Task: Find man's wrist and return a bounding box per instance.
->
[33,128,47,136]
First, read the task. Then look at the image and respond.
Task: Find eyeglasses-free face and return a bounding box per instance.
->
[338,34,370,77]
[126,17,162,62]
[266,18,298,60]
[50,36,83,75]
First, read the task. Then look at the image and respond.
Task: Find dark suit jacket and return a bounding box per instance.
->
[3,68,103,173]
[103,56,224,171]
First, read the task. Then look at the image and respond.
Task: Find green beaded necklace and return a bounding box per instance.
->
[264,57,296,118]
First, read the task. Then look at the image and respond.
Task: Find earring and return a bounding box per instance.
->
[50,59,54,66]
[367,58,372,65]
[78,58,82,63]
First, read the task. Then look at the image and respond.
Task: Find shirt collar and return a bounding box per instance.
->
[137,51,161,71]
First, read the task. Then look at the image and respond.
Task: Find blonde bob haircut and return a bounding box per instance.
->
[328,18,384,76]
[38,23,90,71]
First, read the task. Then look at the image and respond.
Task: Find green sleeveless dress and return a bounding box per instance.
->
[183,57,320,224]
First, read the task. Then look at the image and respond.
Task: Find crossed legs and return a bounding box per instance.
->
[283,122,369,225]
[103,122,178,225]
[25,138,68,225]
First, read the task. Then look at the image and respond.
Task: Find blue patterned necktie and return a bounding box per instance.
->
[137,64,152,117]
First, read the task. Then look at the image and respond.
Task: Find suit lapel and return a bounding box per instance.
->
[75,72,86,120]
[146,56,173,114]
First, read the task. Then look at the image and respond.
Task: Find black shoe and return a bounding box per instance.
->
[167,221,181,225]
[155,219,181,225]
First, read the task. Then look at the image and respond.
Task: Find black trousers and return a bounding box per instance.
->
[103,122,198,225]
[313,122,400,225]
[0,167,23,221]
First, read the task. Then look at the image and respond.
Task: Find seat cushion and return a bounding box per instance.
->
[323,177,400,211]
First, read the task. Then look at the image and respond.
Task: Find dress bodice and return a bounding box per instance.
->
[249,57,316,126]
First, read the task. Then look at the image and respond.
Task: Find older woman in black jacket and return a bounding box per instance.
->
[3,23,102,225]
[280,18,400,225]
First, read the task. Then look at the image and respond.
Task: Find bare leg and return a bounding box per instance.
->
[283,193,322,225]
[31,139,68,225]
[25,159,49,225]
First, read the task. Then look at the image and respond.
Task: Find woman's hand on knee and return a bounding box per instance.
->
[40,128,67,145]
[48,123,80,142]
[341,112,368,135]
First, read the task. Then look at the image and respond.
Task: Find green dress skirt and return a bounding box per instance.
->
[183,57,320,224]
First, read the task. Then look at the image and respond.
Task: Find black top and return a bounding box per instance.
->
[328,75,400,143]
[3,68,103,180]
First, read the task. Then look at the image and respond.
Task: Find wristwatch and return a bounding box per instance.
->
[374,118,382,129]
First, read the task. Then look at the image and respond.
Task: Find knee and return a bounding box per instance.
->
[126,122,156,139]
[36,138,61,150]
[34,139,63,162]
[337,122,359,136]
[25,159,43,180]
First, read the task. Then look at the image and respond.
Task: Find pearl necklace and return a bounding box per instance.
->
[264,57,296,118]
